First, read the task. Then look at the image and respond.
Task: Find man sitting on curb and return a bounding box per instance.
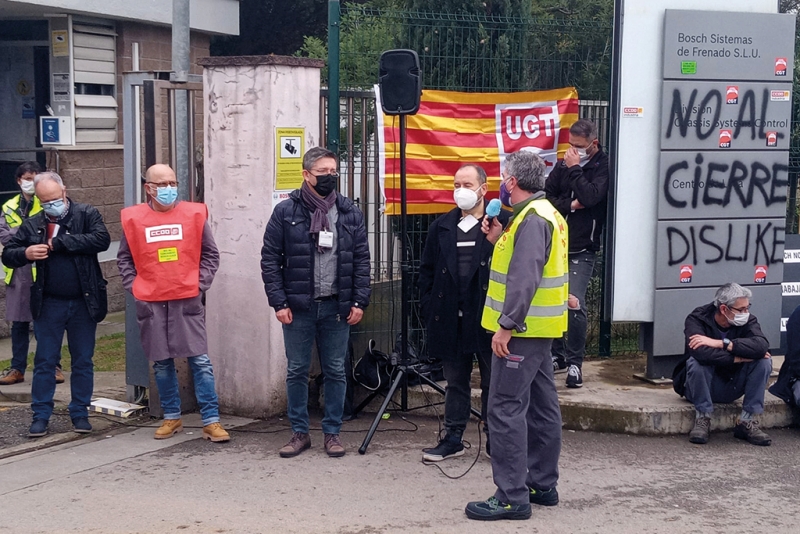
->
[673,283,772,446]
[768,304,800,418]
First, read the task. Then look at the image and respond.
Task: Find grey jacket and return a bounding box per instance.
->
[0,216,33,322]
[117,208,220,362]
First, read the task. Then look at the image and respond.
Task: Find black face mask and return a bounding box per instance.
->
[312,174,337,197]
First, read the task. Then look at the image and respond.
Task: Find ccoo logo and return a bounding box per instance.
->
[726,86,738,105]
[775,57,788,76]
[718,129,732,148]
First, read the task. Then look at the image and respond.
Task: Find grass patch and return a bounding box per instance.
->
[0,332,126,372]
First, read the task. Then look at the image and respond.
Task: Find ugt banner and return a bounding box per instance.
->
[376,86,579,215]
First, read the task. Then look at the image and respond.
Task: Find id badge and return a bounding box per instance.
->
[318,230,334,248]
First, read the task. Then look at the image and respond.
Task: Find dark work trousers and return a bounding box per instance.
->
[441,349,491,440]
[10,321,31,372]
[489,337,561,505]
[551,251,595,367]
[684,356,772,415]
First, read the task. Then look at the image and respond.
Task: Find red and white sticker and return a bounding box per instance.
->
[622,106,644,118]
[718,129,732,148]
[771,90,791,102]
[726,86,738,105]
[145,224,183,244]
[754,265,768,284]
[679,264,693,284]
[766,131,778,147]
[775,57,788,76]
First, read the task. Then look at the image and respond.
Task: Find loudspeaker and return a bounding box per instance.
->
[379,49,422,115]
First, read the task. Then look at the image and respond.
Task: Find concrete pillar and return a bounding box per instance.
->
[199,56,324,418]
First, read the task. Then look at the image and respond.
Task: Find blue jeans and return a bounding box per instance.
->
[152,354,220,426]
[685,357,772,414]
[551,251,596,367]
[32,298,96,422]
[283,300,350,435]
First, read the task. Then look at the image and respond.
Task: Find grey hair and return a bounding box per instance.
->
[504,151,546,193]
[302,146,337,171]
[569,119,597,141]
[456,164,487,185]
[34,171,64,188]
[713,282,752,309]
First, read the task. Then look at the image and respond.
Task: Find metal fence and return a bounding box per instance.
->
[324,7,699,359]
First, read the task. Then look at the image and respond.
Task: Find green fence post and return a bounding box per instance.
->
[327,0,340,155]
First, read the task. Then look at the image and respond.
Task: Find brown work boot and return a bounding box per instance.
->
[203,422,230,442]
[733,419,772,446]
[55,367,65,384]
[279,432,311,458]
[154,419,183,440]
[688,416,711,444]
[0,368,24,385]
[324,433,346,457]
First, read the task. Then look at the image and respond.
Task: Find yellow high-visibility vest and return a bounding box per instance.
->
[2,194,41,285]
[481,197,569,337]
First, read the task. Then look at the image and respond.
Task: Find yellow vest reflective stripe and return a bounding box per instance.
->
[481,197,569,338]
[2,195,42,285]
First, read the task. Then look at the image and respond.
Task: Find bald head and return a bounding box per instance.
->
[145,164,176,184]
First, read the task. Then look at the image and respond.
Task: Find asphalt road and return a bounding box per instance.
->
[1,413,799,534]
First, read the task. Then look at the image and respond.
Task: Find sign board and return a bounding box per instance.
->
[657,151,789,220]
[654,218,785,288]
[608,0,780,324]
[40,116,72,145]
[274,127,305,191]
[648,8,793,374]
[660,81,792,150]
[662,10,796,81]
[780,235,800,352]
[51,30,68,57]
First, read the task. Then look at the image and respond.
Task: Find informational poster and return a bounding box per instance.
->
[275,127,305,191]
[53,73,71,102]
[51,30,68,57]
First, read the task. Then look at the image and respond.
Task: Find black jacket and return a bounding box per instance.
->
[1,199,110,323]
[417,203,510,361]
[769,305,800,405]
[261,189,371,317]
[673,302,769,394]
[544,149,609,253]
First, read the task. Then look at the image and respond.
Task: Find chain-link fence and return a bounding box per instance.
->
[321,6,637,359]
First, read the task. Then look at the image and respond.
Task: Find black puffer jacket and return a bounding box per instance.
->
[1,199,110,323]
[261,189,371,317]
[769,305,800,405]
[544,149,609,253]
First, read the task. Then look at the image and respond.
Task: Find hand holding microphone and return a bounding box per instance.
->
[482,198,503,245]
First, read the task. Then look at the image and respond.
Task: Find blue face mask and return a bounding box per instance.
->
[154,185,178,206]
[42,198,66,218]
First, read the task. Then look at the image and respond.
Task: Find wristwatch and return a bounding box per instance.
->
[722,338,731,351]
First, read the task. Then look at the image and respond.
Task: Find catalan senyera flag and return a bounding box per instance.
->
[377,86,579,215]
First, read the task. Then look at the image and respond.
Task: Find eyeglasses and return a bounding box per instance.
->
[729,305,751,313]
[147,181,178,189]
[311,170,339,177]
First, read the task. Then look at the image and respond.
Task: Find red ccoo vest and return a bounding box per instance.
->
[120,202,207,302]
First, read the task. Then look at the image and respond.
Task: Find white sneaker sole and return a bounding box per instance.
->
[423,449,465,462]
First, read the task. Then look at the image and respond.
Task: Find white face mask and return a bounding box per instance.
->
[453,187,480,211]
[20,180,35,195]
[730,311,749,327]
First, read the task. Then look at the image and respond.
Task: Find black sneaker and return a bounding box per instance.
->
[72,417,92,434]
[422,434,464,462]
[465,496,531,521]
[552,358,567,374]
[28,419,48,438]
[733,420,771,446]
[566,365,583,388]
[529,487,559,506]
[689,416,711,444]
